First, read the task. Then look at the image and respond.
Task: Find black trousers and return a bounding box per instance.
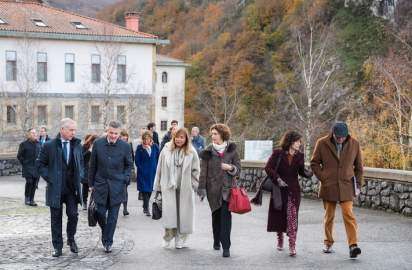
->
[96,195,120,247]
[50,192,78,250]
[24,177,38,200]
[141,192,152,210]
[123,185,128,209]
[212,200,232,250]
[82,183,89,205]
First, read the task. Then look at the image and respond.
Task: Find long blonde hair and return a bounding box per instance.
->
[171,128,192,154]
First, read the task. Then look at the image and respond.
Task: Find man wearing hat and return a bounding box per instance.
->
[311,122,364,258]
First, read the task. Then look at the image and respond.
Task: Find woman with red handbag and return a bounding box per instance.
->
[265,131,313,256]
[198,124,241,258]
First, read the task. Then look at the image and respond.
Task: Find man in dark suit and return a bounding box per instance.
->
[39,125,50,147]
[160,120,178,151]
[36,118,83,257]
[89,120,132,253]
[17,128,41,206]
[147,122,159,145]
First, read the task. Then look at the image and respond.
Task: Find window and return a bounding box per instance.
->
[91,54,101,83]
[116,105,126,124]
[0,18,7,25]
[6,51,17,81]
[65,53,75,82]
[33,19,47,27]
[91,105,100,124]
[161,96,167,107]
[160,121,167,131]
[71,22,87,29]
[37,105,47,125]
[162,71,168,83]
[64,105,74,119]
[117,55,126,83]
[6,105,17,124]
[37,52,47,82]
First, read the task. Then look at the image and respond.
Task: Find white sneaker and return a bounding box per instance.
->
[175,235,188,249]
[175,238,183,249]
[162,239,172,249]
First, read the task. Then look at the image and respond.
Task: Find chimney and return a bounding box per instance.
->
[124,12,140,32]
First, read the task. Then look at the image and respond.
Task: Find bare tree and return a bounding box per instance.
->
[276,23,339,162]
[0,37,43,135]
[84,36,141,132]
[368,56,412,169]
[197,80,242,125]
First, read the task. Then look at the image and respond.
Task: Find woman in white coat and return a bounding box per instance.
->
[154,128,200,249]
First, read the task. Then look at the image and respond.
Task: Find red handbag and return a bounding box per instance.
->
[229,182,251,214]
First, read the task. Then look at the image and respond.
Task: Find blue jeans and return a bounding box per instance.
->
[96,202,120,247]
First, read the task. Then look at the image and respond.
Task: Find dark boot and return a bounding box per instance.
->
[349,244,361,258]
[29,191,37,206]
[123,203,129,216]
[24,196,30,206]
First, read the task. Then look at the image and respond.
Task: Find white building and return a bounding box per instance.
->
[0,0,187,153]
[155,55,189,138]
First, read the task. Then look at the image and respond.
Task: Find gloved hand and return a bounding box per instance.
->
[277,177,288,187]
[197,189,207,201]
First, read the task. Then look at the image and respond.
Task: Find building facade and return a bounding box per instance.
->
[0,0,187,153]
[155,55,188,138]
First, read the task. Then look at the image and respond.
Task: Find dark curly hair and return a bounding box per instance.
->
[279,131,302,151]
[210,123,231,142]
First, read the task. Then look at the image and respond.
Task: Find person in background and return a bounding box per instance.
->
[89,121,132,253]
[81,134,98,210]
[147,122,160,146]
[311,122,364,259]
[197,123,241,258]
[120,129,135,216]
[38,126,50,147]
[36,118,83,257]
[17,128,41,206]
[265,131,313,256]
[191,126,205,155]
[160,120,179,151]
[154,128,200,249]
[135,131,160,216]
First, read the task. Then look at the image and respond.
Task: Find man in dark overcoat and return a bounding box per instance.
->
[36,118,83,257]
[17,128,41,206]
[88,120,132,253]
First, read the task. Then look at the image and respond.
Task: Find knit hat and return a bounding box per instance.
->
[332,122,349,137]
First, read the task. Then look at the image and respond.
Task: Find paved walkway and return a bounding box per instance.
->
[0,175,411,270]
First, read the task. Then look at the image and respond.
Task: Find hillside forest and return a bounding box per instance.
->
[97,0,412,170]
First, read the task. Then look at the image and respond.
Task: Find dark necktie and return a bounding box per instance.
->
[63,141,69,164]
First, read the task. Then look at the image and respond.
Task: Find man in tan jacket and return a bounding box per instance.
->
[311,122,364,258]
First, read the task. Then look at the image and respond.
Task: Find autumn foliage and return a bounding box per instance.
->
[98,0,412,170]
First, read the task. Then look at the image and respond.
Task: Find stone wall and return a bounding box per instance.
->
[239,161,412,217]
[0,155,21,177]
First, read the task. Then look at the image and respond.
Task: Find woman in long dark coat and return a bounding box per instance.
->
[135,131,160,216]
[198,123,241,258]
[265,131,312,256]
[81,134,97,210]
[120,130,135,216]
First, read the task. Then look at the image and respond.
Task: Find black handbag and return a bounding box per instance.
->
[251,152,283,210]
[88,193,97,227]
[152,192,162,220]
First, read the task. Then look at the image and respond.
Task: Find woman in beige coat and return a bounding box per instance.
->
[154,128,200,249]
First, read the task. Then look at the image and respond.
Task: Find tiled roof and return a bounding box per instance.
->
[157,54,190,67]
[0,0,158,42]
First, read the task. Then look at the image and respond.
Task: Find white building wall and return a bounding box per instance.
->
[0,37,154,95]
[155,65,186,138]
